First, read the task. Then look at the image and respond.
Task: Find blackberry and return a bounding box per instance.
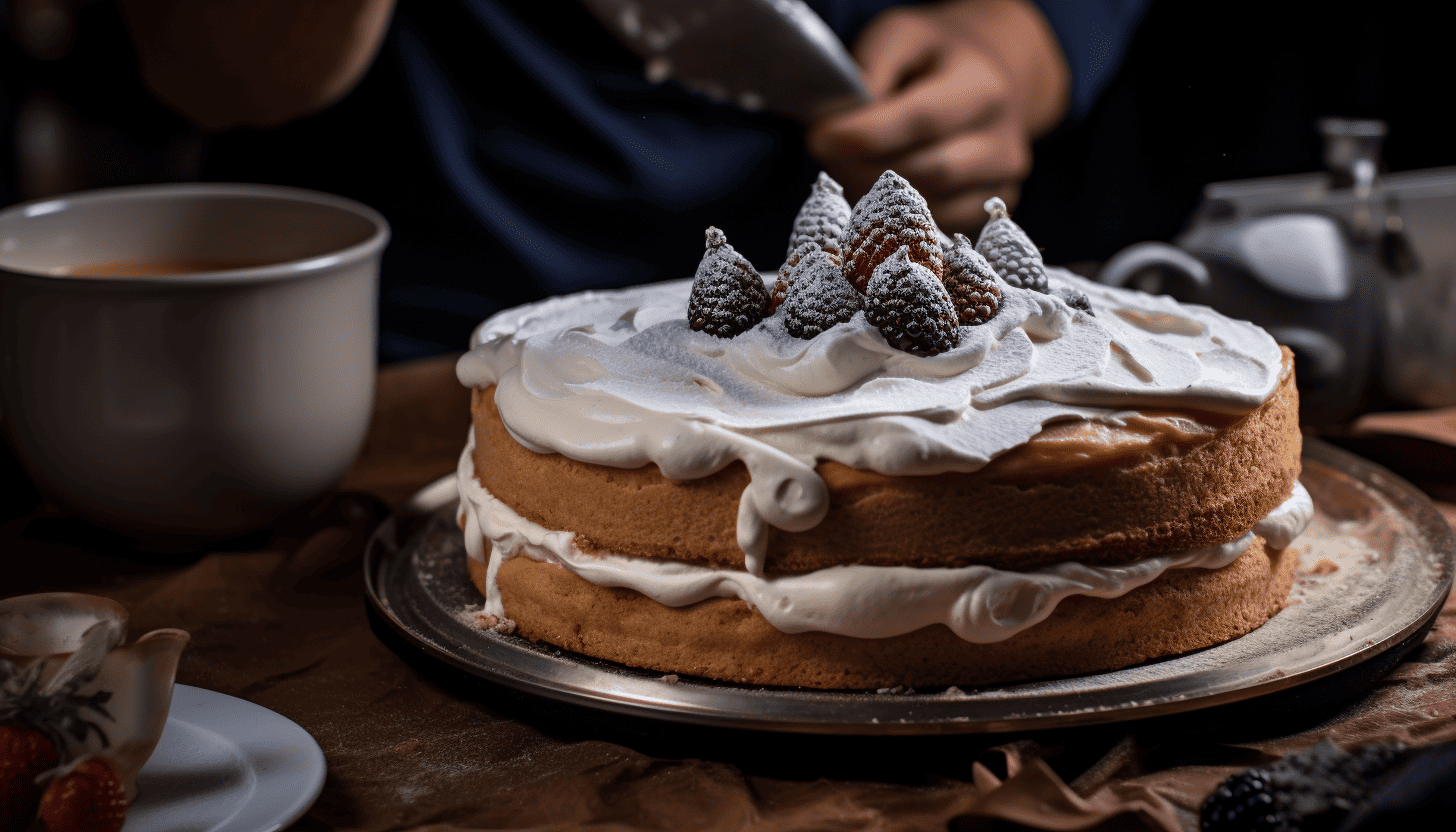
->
[687,226,769,338]
[864,247,959,355]
[976,196,1049,293]
[1203,770,1284,832]
[1056,286,1094,315]
[841,170,945,293]
[942,232,1002,326]
[1201,740,1412,832]
[782,248,862,339]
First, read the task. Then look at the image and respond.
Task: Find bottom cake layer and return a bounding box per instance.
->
[468,538,1299,689]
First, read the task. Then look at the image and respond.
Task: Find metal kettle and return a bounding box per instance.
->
[1099,119,1454,425]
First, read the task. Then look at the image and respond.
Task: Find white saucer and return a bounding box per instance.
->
[123,684,326,832]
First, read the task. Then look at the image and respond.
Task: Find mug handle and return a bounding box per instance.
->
[1097,241,1211,296]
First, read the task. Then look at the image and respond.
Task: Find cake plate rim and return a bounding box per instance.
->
[363,438,1454,735]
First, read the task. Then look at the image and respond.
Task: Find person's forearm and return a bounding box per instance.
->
[119,0,397,132]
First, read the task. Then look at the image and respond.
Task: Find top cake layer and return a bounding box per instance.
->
[457,269,1286,573]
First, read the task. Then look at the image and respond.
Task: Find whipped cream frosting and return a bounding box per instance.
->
[456,269,1285,574]
[457,438,1313,643]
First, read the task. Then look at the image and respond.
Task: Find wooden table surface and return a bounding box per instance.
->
[6,355,1455,832]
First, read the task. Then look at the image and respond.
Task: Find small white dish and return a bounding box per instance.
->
[124,684,326,832]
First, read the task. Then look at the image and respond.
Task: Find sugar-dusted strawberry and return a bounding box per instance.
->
[773,240,820,312]
[775,171,854,311]
[841,170,945,293]
[941,232,1002,326]
[976,196,1049,293]
[786,171,852,262]
[38,757,127,832]
[687,226,769,338]
[775,173,852,311]
[864,247,960,355]
[1,723,60,831]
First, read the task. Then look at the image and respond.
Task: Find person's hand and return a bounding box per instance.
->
[119,0,396,131]
[806,0,1070,233]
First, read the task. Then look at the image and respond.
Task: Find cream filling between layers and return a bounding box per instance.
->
[457,437,1313,644]
[457,270,1286,575]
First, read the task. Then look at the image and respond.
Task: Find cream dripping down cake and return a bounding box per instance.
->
[455,171,1309,689]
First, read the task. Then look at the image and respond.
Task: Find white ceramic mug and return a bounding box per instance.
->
[0,183,389,543]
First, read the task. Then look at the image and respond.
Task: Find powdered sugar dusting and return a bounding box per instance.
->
[687,227,768,338]
[842,170,945,291]
[1287,512,1386,608]
[864,247,959,355]
[786,171,851,261]
[978,197,1049,293]
[943,233,1004,326]
[782,248,862,339]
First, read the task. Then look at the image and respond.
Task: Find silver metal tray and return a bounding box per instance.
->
[364,439,1453,734]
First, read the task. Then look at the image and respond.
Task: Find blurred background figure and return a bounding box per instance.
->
[5,0,1149,362]
[3,2,1452,365]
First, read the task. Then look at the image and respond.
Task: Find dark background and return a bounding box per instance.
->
[3,1,1453,344]
[1015,2,1454,265]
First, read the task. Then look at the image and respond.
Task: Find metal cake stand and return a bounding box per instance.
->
[364,439,1453,735]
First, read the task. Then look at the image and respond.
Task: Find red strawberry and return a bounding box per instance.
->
[1,723,59,832]
[37,757,127,832]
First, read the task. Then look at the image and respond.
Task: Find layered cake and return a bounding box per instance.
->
[455,171,1308,689]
